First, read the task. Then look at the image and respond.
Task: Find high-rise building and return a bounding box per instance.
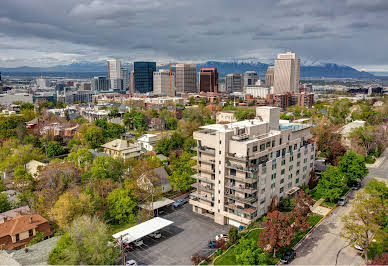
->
[36,77,50,88]
[189,106,315,226]
[265,66,274,87]
[175,64,197,93]
[153,69,175,96]
[91,76,110,92]
[273,52,300,94]
[134,62,156,93]
[243,71,259,87]
[199,68,218,93]
[0,72,3,94]
[107,59,122,90]
[225,73,243,93]
[121,67,129,91]
[129,70,134,94]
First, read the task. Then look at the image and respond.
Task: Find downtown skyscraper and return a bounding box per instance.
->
[273,52,300,94]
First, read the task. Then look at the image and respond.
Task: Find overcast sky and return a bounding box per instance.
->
[1,0,388,71]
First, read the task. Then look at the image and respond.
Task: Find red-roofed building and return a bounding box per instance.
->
[0,214,52,250]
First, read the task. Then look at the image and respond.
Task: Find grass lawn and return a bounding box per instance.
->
[109,221,138,234]
[214,229,262,265]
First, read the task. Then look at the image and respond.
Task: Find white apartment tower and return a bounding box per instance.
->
[190,106,315,227]
[107,59,122,90]
[153,69,175,96]
[273,52,300,94]
[121,68,129,91]
[175,64,197,93]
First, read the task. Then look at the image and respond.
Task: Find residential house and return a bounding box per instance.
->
[26,118,44,129]
[338,120,365,148]
[0,214,52,250]
[101,138,143,160]
[152,167,172,193]
[149,118,165,131]
[137,134,161,152]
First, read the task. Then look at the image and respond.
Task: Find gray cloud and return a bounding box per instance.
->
[0,0,387,69]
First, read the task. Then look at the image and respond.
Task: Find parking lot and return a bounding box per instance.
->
[125,203,228,265]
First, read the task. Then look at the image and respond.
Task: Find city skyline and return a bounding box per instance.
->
[0,0,388,72]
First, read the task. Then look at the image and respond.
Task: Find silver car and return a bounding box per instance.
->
[338,196,348,206]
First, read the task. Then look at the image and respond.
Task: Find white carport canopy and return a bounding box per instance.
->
[138,197,174,211]
[112,217,173,243]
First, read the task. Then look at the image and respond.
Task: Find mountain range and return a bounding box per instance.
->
[0,60,375,79]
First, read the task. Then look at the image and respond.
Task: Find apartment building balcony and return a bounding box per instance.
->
[225,161,261,173]
[190,192,214,202]
[226,153,248,162]
[192,174,215,184]
[224,192,257,204]
[192,164,215,174]
[189,198,215,212]
[225,174,257,184]
[225,203,257,218]
[191,156,215,164]
[193,146,216,155]
[191,182,214,193]
[225,183,257,194]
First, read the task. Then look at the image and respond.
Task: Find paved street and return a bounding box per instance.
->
[291,150,387,265]
[365,149,388,182]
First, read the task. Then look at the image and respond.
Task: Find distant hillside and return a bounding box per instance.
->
[198,61,375,79]
[0,60,375,79]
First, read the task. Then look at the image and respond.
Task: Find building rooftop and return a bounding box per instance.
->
[0,214,49,238]
[102,139,140,151]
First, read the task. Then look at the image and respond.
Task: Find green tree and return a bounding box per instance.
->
[338,151,368,186]
[235,236,271,265]
[66,148,93,169]
[364,179,388,210]
[169,152,195,191]
[166,117,178,130]
[67,139,82,151]
[20,102,34,111]
[48,215,119,265]
[46,141,65,158]
[81,125,105,149]
[315,166,348,202]
[106,187,137,224]
[89,156,123,182]
[0,193,11,213]
[108,106,120,118]
[234,108,256,121]
[0,115,27,138]
[133,112,148,130]
[341,191,384,263]
[330,99,351,124]
[188,96,196,105]
[228,226,239,244]
[49,190,96,229]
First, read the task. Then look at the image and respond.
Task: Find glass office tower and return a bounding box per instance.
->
[134,62,156,93]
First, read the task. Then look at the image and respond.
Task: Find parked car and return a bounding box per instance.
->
[280,249,296,264]
[338,196,348,206]
[149,231,162,239]
[173,198,187,208]
[208,240,216,248]
[134,239,144,247]
[353,243,363,251]
[126,259,138,266]
[215,234,228,241]
[352,182,361,190]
